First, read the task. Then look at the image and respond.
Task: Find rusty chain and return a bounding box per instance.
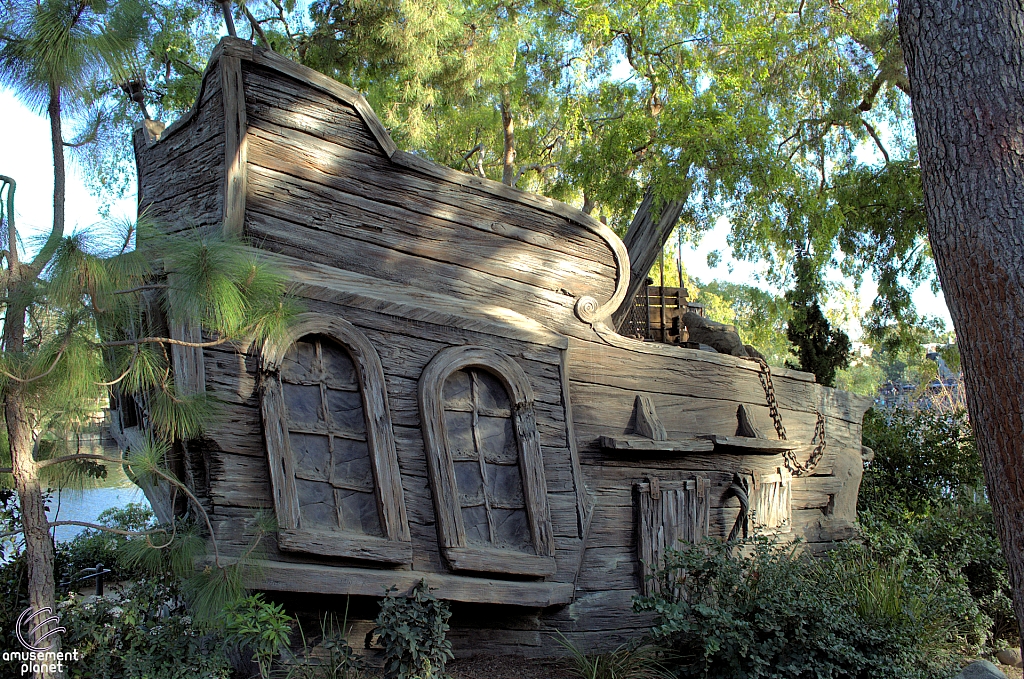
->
[745,357,787,440]
[744,356,827,477]
[783,411,826,477]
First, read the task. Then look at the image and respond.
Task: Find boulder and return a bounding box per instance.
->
[995,647,1022,668]
[682,312,748,357]
[956,660,1007,679]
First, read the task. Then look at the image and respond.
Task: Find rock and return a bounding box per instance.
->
[955,660,1007,679]
[682,312,748,357]
[996,648,1022,668]
[744,344,766,361]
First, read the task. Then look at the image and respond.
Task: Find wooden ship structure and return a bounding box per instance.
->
[112,38,873,654]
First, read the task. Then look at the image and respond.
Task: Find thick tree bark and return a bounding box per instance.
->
[610,184,691,330]
[2,85,65,678]
[899,0,1024,645]
[501,95,515,186]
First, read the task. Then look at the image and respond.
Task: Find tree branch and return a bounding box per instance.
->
[243,5,271,48]
[512,162,558,187]
[861,118,890,163]
[100,335,231,349]
[48,521,168,539]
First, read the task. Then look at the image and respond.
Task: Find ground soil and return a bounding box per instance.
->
[447,656,574,679]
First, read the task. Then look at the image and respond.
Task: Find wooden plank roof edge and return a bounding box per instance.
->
[137,37,630,327]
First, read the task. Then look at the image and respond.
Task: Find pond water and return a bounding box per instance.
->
[46,482,152,542]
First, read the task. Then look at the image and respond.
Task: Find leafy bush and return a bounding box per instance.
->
[860,405,1014,643]
[860,407,984,515]
[275,612,367,679]
[55,503,155,589]
[635,537,969,679]
[223,593,294,679]
[373,580,453,679]
[60,576,231,679]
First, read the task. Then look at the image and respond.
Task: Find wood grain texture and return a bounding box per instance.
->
[633,394,667,441]
[225,558,575,607]
[221,54,248,237]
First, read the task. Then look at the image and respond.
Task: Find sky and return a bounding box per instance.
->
[1,87,953,339]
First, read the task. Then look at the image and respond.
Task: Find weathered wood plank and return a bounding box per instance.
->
[599,436,715,453]
[221,54,248,237]
[229,558,575,607]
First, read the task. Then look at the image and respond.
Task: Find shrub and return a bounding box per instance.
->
[373,580,453,679]
[860,407,983,516]
[60,576,231,679]
[223,593,295,679]
[55,503,155,589]
[859,405,1015,644]
[275,612,367,679]
[556,633,671,679]
[635,537,967,679]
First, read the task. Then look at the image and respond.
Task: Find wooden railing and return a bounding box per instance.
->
[619,283,705,343]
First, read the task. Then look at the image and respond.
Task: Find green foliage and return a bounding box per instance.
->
[373,580,453,679]
[54,502,155,586]
[785,256,851,386]
[858,405,1014,643]
[860,407,984,516]
[223,593,295,679]
[635,537,969,679]
[60,576,231,679]
[276,611,367,679]
[556,633,671,679]
[698,280,793,366]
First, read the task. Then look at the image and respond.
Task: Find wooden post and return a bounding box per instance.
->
[659,251,666,343]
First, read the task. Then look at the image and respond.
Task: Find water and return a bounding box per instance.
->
[46,483,152,542]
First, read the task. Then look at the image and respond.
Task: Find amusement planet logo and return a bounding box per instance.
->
[3,606,80,676]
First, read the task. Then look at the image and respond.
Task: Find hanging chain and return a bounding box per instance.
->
[745,357,787,440]
[744,356,827,477]
[783,411,826,477]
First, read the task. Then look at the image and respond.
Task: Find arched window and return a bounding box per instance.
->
[419,346,555,576]
[261,313,410,563]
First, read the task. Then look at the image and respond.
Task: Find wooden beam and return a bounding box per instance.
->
[221,54,248,237]
[230,559,575,607]
[610,187,691,330]
[599,436,714,453]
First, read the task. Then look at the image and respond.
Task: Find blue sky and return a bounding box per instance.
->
[1,87,953,338]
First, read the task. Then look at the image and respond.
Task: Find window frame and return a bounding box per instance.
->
[419,346,555,577]
[261,312,411,564]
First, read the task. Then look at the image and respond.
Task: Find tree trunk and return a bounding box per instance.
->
[2,84,66,679]
[7,395,60,664]
[501,97,515,186]
[899,0,1024,646]
[610,184,691,330]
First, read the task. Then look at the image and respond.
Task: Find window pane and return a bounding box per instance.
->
[291,433,330,482]
[336,489,382,536]
[442,367,534,554]
[297,478,337,529]
[491,508,532,552]
[283,383,322,427]
[462,505,490,545]
[326,388,366,435]
[486,462,525,508]
[284,335,381,537]
[332,437,375,490]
